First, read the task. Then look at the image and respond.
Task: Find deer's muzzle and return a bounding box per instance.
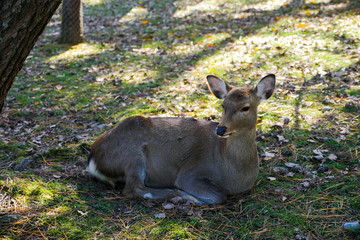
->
[216,126,227,136]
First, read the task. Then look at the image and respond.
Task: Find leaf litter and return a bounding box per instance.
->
[1,0,360,239]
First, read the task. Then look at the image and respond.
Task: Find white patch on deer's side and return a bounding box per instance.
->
[139,168,146,182]
[87,159,115,187]
[143,193,154,199]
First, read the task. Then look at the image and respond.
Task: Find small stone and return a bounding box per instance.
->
[162,203,175,210]
[326,84,334,90]
[98,124,108,129]
[344,221,360,230]
[284,163,303,172]
[295,234,312,240]
[285,162,300,169]
[301,181,310,188]
[317,164,329,173]
[332,71,347,77]
[284,163,295,168]
[283,117,290,124]
[295,234,304,240]
[154,212,166,218]
[273,167,289,175]
[314,155,324,161]
[345,102,353,109]
[322,107,332,112]
[285,172,295,177]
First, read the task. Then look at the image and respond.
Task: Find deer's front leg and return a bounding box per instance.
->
[175,173,227,205]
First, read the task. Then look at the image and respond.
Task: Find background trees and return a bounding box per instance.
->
[59,0,84,44]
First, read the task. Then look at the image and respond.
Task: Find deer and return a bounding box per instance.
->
[87,74,275,204]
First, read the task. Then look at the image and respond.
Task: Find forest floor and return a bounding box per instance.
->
[1,0,359,239]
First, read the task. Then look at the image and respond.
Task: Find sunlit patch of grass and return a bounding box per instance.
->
[229,0,268,4]
[119,6,149,23]
[168,33,231,56]
[0,172,108,239]
[139,41,165,49]
[345,88,360,96]
[244,0,288,11]
[1,173,64,210]
[332,15,360,38]
[173,0,222,18]
[46,43,108,63]
[83,0,110,5]
[146,220,197,239]
[305,0,331,3]
[192,33,232,45]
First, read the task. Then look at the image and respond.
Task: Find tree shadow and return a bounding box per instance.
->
[2,0,360,238]
[4,0,357,151]
[42,0,308,90]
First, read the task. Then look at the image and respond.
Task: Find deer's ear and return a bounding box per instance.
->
[207,75,232,99]
[254,74,276,101]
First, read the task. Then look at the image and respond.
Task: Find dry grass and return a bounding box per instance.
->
[1,0,359,239]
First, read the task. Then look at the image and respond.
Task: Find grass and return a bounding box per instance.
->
[1,0,359,239]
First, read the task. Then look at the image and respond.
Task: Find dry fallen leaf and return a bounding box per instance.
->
[154,212,166,218]
[162,203,175,210]
[328,154,337,161]
[297,23,308,28]
[55,85,63,90]
[263,152,275,160]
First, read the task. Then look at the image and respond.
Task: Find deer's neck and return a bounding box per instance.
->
[219,128,259,194]
[223,128,258,166]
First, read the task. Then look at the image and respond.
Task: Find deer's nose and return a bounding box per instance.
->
[216,126,227,136]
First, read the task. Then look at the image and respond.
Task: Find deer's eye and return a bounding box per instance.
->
[241,106,250,112]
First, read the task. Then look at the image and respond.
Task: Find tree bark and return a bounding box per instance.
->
[0,0,62,113]
[59,0,84,44]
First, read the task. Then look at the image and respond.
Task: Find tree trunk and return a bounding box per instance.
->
[0,0,62,113]
[59,0,84,44]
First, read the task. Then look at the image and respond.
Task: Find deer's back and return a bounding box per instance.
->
[90,116,220,187]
